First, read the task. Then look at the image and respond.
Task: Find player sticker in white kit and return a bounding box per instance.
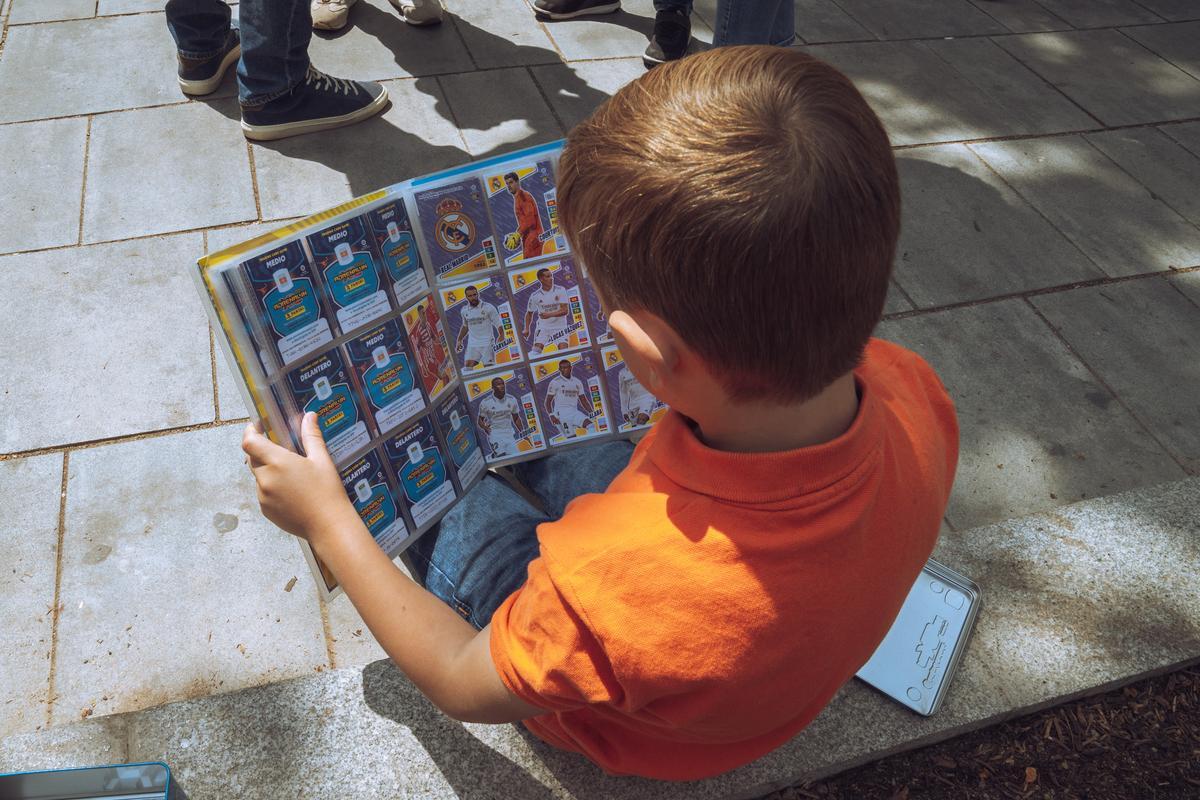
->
[438,276,521,375]
[465,368,545,463]
[531,350,609,446]
[601,344,667,432]
[508,259,590,356]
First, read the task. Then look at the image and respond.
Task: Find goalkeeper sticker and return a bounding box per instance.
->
[484,159,568,268]
[508,258,590,356]
[464,368,546,464]
[414,178,498,280]
[438,275,522,375]
[601,344,667,433]
[531,350,609,446]
[340,449,409,554]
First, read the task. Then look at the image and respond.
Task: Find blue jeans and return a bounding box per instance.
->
[655,0,796,47]
[165,0,313,105]
[407,441,636,630]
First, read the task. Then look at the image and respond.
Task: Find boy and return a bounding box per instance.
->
[242,46,957,780]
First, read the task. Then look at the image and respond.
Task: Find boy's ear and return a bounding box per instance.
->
[608,310,680,395]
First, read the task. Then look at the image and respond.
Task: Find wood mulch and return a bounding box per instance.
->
[763,664,1200,799]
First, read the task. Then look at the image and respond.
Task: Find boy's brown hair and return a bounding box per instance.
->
[558,46,899,403]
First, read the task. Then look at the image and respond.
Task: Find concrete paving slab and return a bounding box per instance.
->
[82,101,256,244]
[0,454,63,739]
[1171,269,1200,306]
[970,136,1200,275]
[51,425,330,727]
[540,0,712,61]
[8,0,93,25]
[1084,127,1200,227]
[877,300,1185,530]
[1025,0,1161,27]
[893,144,1101,306]
[445,0,560,69]
[882,282,913,315]
[97,0,163,13]
[803,38,1094,146]
[831,0,1006,39]
[439,67,564,156]
[1122,20,1200,81]
[529,58,644,131]
[964,0,1070,33]
[0,715,129,771]
[250,77,468,220]
[793,0,875,42]
[214,344,251,422]
[1160,119,1200,156]
[0,14,184,124]
[305,0,474,81]
[994,29,1200,126]
[326,595,389,669]
[1031,278,1200,473]
[0,235,214,455]
[0,117,87,255]
[1132,0,1200,21]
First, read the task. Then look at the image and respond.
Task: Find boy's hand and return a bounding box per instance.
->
[241,413,352,548]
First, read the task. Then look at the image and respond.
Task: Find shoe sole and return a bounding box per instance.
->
[178,43,242,96]
[535,1,620,20]
[240,86,390,142]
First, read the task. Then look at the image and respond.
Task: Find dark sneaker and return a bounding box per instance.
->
[240,66,389,141]
[643,9,690,68]
[533,0,620,20]
[177,28,241,96]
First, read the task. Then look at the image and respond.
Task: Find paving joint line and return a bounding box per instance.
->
[987,34,1106,129]
[44,451,70,729]
[0,418,250,463]
[1077,130,1200,237]
[319,595,337,670]
[1116,24,1200,88]
[76,116,93,245]
[1024,294,1195,477]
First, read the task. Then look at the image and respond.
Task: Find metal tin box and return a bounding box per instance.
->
[856,558,982,716]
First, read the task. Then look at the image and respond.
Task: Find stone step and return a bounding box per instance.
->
[3,477,1197,800]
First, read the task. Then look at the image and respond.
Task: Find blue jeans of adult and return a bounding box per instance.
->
[407,441,636,630]
[165,0,313,105]
[653,0,796,47]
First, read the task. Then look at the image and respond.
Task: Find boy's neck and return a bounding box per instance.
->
[692,373,860,454]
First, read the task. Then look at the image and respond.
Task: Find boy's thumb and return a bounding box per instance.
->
[299,412,332,464]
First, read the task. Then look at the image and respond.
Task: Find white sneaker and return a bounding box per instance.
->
[388,0,444,26]
[311,0,359,30]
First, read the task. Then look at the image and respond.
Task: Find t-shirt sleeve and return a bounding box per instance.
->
[489,553,620,712]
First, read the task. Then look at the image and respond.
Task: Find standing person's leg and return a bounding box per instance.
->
[166,0,241,96]
[236,0,390,140]
[645,0,693,68]
[712,0,796,47]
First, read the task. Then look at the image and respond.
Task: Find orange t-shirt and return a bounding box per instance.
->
[489,339,959,780]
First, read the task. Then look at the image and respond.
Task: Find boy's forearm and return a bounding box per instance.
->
[310,509,482,716]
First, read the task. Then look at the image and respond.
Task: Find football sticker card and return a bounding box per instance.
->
[433,389,486,488]
[531,350,610,446]
[226,240,333,370]
[306,217,392,335]
[465,368,546,463]
[414,179,497,280]
[601,344,667,433]
[508,259,590,357]
[278,348,371,463]
[340,449,409,554]
[484,159,568,267]
[401,295,455,403]
[367,201,428,305]
[579,272,613,344]
[383,416,458,529]
[438,276,522,375]
[344,319,426,436]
